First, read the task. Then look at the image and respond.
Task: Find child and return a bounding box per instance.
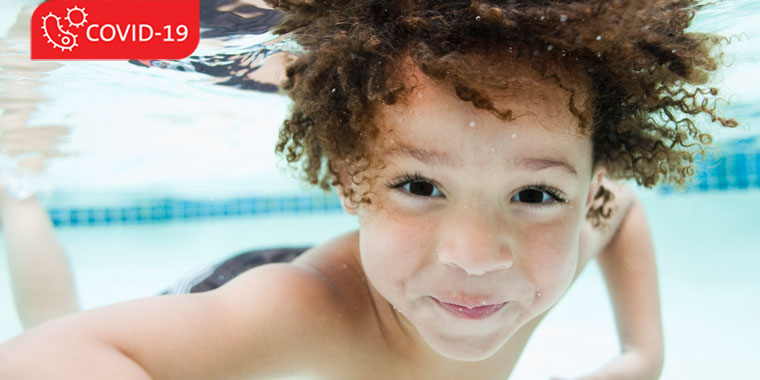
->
[0,0,736,379]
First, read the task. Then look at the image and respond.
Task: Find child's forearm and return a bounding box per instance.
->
[1,192,79,328]
[575,349,662,380]
[595,194,664,379]
[0,326,151,379]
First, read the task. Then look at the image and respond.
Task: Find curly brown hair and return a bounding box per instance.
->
[266,0,736,224]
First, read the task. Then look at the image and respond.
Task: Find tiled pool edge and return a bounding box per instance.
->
[658,152,759,194]
[44,153,759,227]
[48,193,343,227]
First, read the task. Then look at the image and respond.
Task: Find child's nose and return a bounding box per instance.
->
[435,205,513,276]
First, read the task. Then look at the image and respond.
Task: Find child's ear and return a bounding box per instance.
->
[335,169,358,215]
[336,187,358,215]
[585,166,606,210]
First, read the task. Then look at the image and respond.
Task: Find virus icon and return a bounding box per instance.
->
[65,6,88,28]
[41,12,78,52]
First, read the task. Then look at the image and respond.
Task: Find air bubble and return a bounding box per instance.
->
[475,15,481,21]
[533,50,540,56]
[469,121,476,127]
[418,93,423,99]
[458,307,464,312]
[596,35,602,41]
[511,133,517,139]
[547,45,554,51]
[574,35,582,44]
[560,14,568,23]
[331,88,336,93]
[540,15,545,20]
[536,287,542,297]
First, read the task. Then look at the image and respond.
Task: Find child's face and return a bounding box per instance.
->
[346,63,602,361]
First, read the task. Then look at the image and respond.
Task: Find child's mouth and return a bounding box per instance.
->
[432,298,508,320]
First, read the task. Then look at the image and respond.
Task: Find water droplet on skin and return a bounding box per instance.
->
[469,121,476,127]
[342,263,347,269]
[481,301,487,306]
[560,14,568,23]
[458,307,464,312]
[596,35,602,40]
[511,133,517,139]
[672,49,677,53]
[547,45,553,51]
[536,287,542,297]
[331,88,336,93]
[418,93,423,99]
[540,15,545,20]
[475,15,481,21]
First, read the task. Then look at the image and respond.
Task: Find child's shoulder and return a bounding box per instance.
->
[211,235,368,376]
[216,230,381,376]
[223,231,367,327]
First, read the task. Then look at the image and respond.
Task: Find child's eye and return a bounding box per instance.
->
[510,186,566,206]
[388,173,444,198]
[402,180,443,197]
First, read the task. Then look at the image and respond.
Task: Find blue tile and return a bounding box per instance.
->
[211,201,226,217]
[70,209,82,225]
[225,201,241,216]
[49,209,63,226]
[732,153,749,189]
[239,198,254,215]
[695,160,710,192]
[705,156,726,190]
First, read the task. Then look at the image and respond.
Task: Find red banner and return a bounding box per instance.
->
[31,0,199,60]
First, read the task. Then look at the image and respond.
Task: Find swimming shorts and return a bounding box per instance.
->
[161,247,309,294]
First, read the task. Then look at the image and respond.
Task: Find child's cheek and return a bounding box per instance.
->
[358,201,436,292]
[517,218,581,310]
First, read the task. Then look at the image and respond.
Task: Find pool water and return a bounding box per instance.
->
[1,0,759,379]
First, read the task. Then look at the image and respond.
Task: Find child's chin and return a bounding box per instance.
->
[423,330,512,362]
[433,343,503,362]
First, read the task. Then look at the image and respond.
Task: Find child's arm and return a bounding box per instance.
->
[0,262,350,379]
[579,192,664,379]
[1,192,80,328]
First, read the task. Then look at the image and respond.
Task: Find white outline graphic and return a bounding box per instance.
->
[66,6,88,28]
[40,6,88,52]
